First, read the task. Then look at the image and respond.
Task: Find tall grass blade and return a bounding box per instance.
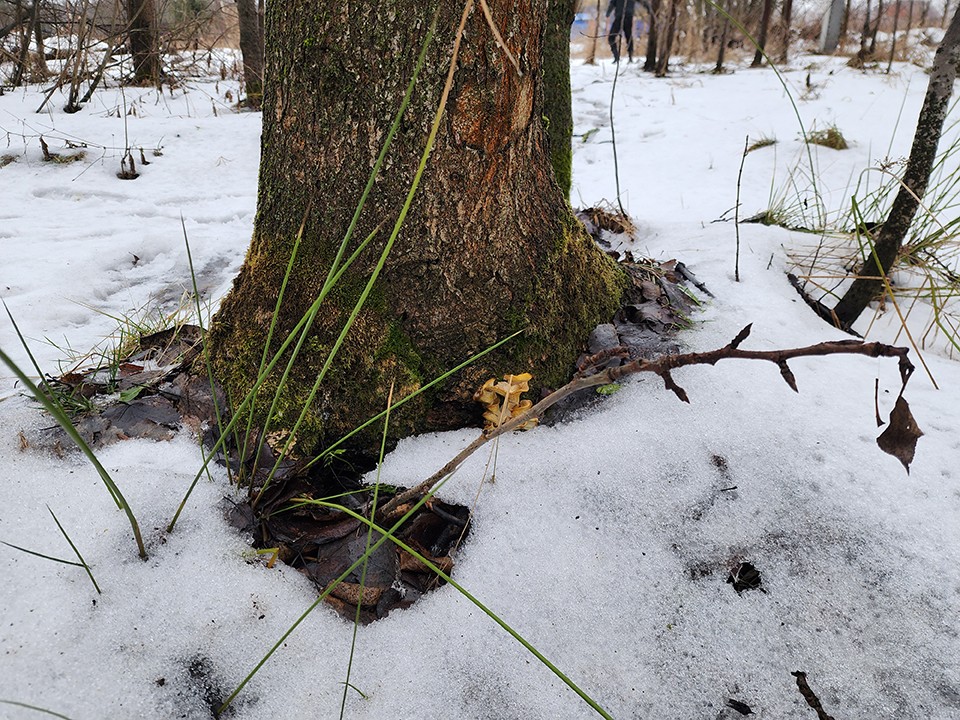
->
[181,218,238,485]
[303,329,523,471]
[0,699,74,719]
[315,501,615,720]
[338,384,394,719]
[239,207,308,477]
[0,333,147,560]
[47,505,101,595]
[220,466,464,714]
[0,541,84,567]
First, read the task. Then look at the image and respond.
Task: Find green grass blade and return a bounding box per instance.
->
[246,8,439,482]
[220,468,461,714]
[168,225,381,530]
[315,501,614,720]
[0,346,147,560]
[239,208,308,474]
[246,223,383,486]
[0,700,74,719]
[339,385,394,719]
[181,217,231,480]
[1,540,84,567]
[303,329,523,471]
[47,505,101,595]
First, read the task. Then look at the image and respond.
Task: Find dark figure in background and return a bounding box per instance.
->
[607,0,637,62]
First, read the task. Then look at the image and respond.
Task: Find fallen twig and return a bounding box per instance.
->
[791,671,836,720]
[376,324,913,519]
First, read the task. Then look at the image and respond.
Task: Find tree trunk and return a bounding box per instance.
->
[585,0,601,64]
[126,0,158,84]
[869,0,884,54]
[656,0,678,75]
[544,0,576,197]
[780,0,794,61]
[235,0,263,108]
[208,1,627,455]
[860,0,872,57]
[751,0,774,66]
[887,0,902,71]
[840,0,852,45]
[645,0,660,71]
[832,6,960,327]
[715,1,730,72]
[32,0,47,78]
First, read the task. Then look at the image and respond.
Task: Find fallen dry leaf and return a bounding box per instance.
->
[876,396,923,473]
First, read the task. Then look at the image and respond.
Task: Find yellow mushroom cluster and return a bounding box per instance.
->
[473,372,538,431]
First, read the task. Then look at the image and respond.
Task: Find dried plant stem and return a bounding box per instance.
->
[377,326,912,519]
[735,135,748,282]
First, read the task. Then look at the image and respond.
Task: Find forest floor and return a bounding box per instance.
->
[1,47,959,719]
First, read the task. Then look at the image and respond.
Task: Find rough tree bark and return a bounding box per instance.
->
[543,0,576,196]
[832,6,960,327]
[126,0,158,84]
[208,1,627,455]
[235,0,263,108]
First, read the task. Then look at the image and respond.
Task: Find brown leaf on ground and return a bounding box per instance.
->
[877,396,923,473]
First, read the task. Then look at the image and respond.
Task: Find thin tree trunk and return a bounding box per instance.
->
[209,1,627,453]
[869,0,884,54]
[715,0,730,72]
[126,0,158,84]
[780,0,794,61]
[645,0,660,70]
[887,0,902,70]
[751,0,774,65]
[586,0,601,63]
[235,0,263,107]
[861,0,872,57]
[656,0,678,75]
[840,0,852,45]
[11,0,29,86]
[833,6,960,327]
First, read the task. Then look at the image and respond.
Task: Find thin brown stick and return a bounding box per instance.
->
[735,135,748,282]
[477,0,522,75]
[377,326,913,519]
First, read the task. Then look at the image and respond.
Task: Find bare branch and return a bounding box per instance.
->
[376,333,914,519]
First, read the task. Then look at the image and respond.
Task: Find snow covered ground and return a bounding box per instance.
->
[1,50,959,719]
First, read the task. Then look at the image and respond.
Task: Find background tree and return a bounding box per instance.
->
[655,0,679,74]
[832,6,960,327]
[234,0,263,107]
[208,1,627,454]
[644,0,660,71]
[779,0,793,62]
[750,0,773,65]
[127,0,159,83]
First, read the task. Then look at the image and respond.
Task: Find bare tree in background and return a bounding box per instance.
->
[779,0,793,61]
[235,0,262,107]
[127,0,159,83]
[750,0,773,65]
[832,6,960,327]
